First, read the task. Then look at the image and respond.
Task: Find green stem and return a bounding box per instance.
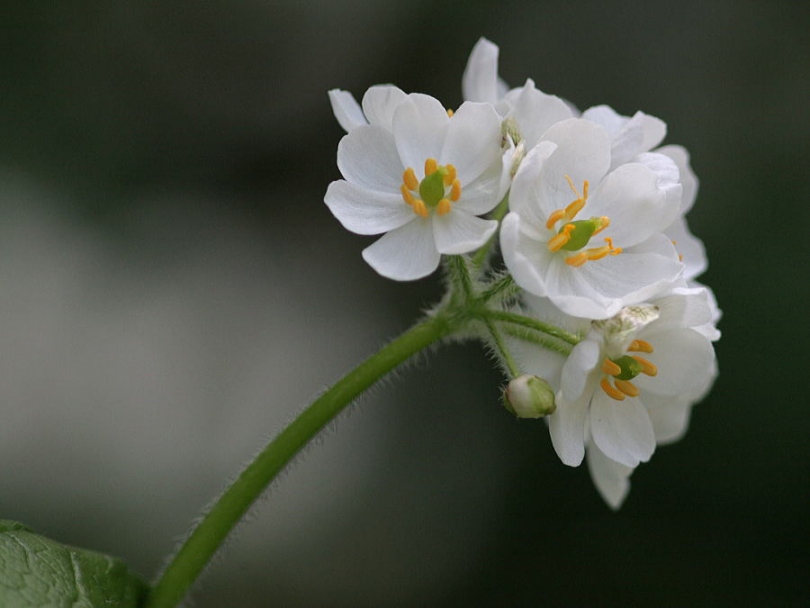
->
[146,311,459,608]
[482,309,581,346]
[483,318,520,377]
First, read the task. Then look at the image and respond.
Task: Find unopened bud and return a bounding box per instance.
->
[503,375,556,418]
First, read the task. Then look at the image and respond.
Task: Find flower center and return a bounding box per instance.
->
[546,175,622,267]
[400,158,461,218]
[599,339,658,400]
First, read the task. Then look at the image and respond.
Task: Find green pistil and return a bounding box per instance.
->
[419,168,448,208]
[611,355,643,381]
[559,218,602,251]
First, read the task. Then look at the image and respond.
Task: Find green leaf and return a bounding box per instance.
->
[0,520,148,607]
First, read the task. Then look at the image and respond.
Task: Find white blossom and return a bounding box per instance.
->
[501,118,685,319]
[324,91,511,280]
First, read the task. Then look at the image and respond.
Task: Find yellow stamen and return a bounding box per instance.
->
[614,379,640,397]
[401,184,417,206]
[632,356,658,377]
[450,180,461,202]
[548,223,576,252]
[564,237,622,267]
[446,108,454,117]
[600,378,626,401]
[425,158,438,176]
[403,167,419,191]
[412,200,429,218]
[545,209,567,230]
[679,254,684,262]
[628,339,654,353]
[437,198,451,216]
[545,175,589,229]
[443,164,457,185]
[592,216,610,235]
[601,358,622,376]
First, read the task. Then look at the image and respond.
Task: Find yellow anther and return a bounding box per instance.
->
[437,199,451,216]
[545,209,567,230]
[592,216,610,235]
[601,358,622,376]
[600,378,626,401]
[425,158,438,176]
[564,237,622,266]
[565,252,589,267]
[450,180,461,202]
[614,379,640,398]
[632,356,658,377]
[679,254,684,262]
[547,175,589,230]
[547,223,575,252]
[446,108,454,117]
[403,167,419,191]
[443,164,457,185]
[412,200,429,218]
[628,340,654,353]
[401,184,417,206]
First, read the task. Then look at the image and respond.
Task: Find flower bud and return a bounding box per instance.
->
[503,375,556,418]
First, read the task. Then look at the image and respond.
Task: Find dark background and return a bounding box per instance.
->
[1,1,807,606]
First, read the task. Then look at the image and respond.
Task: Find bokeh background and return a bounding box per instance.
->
[1,1,807,606]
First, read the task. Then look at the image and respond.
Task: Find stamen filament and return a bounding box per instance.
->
[564,237,622,267]
[600,378,626,401]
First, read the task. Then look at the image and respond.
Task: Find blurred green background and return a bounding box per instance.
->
[1,1,807,606]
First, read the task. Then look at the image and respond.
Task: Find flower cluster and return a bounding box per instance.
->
[325,38,719,508]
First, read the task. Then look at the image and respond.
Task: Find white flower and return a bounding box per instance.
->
[462,38,574,158]
[328,85,408,133]
[582,105,709,281]
[501,118,685,319]
[547,287,718,508]
[324,91,511,280]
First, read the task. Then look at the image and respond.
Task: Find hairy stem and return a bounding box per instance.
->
[146,311,459,608]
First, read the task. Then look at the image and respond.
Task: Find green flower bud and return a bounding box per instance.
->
[503,375,556,418]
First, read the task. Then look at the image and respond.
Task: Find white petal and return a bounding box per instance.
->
[361,85,407,131]
[432,211,497,255]
[643,392,693,445]
[634,327,715,399]
[637,112,667,153]
[666,217,707,280]
[650,286,714,330]
[328,89,367,132]
[503,79,574,148]
[657,145,698,213]
[589,162,679,247]
[544,238,682,319]
[586,441,634,509]
[500,212,554,298]
[337,125,403,193]
[324,180,415,235]
[590,391,655,468]
[539,120,612,201]
[361,219,440,281]
[581,105,627,138]
[454,146,511,215]
[441,102,502,185]
[461,37,505,103]
[561,340,601,403]
[508,141,558,221]
[392,94,450,172]
[549,393,589,467]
